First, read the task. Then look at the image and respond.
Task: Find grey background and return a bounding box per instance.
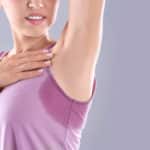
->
[0,0,148,150]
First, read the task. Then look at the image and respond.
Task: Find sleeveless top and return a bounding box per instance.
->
[0,42,96,150]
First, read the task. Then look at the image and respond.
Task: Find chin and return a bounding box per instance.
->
[24,31,47,38]
[20,27,49,38]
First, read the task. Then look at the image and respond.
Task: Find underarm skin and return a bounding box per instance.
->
[68,0,106,31]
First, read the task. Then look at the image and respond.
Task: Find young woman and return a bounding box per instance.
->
[0,0,105,149]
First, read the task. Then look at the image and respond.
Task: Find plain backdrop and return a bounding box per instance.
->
[1,0,149,150]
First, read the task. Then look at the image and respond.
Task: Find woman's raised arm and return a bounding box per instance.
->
[61,0,106,68]
[68,0,106,31]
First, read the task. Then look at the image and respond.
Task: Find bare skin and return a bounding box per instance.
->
[0,0,60,53]
[47,0,105,102]
[0,0,60,89]
[0,48,55,89]
[0,0,105,102]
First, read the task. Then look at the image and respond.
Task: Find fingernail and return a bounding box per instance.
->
[38,69,44,72]
[46,53,52,56]
[43,49,49,52]
[45,61,51,64]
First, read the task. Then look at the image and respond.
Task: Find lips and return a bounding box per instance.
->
[24,16,47,25]
[25,13,46,18]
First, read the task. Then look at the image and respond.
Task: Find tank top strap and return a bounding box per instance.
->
[0,51,8,61]
[45,41,57,52]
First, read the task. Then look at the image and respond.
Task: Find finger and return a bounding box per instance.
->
[10,51,52,66]
[7,54,55,72]
[16,69,44,80]
[21,52,54,63]
[17,49,52,58]
[14,60,51,72]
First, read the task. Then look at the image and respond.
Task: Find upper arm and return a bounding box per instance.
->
[68,0,106,30]
[61,21,103,75]
[64,0,106,71]
[55,0,106,71]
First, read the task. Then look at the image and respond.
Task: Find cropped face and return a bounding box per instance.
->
[0,0,59,37]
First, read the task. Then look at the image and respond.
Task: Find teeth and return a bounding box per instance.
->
[27,16,44,20]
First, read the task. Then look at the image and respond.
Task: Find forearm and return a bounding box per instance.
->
[68,0,106,31]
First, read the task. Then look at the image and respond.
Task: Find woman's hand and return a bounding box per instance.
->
[0,49,55,88]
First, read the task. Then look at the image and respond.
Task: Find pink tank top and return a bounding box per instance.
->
[0,42,96,150]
